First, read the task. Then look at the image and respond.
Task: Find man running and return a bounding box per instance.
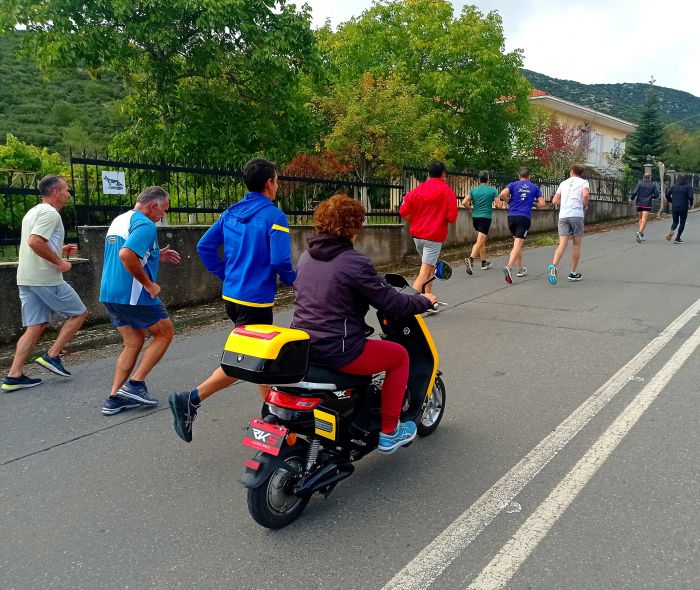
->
[168,158,296,443]
[547,164,590,285]
[499,168,546,284]
[99,186,181,415]
[462,170,502,274]
[629,173,659,242]
[400,160,458,294]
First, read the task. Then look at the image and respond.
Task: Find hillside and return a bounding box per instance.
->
[0,31,126,155]
[523,69,700,130]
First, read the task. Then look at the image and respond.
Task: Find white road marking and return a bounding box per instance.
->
[467,323,700,590]
[381,297,700,590]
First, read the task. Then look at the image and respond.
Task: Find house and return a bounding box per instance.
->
[529,90,637,177]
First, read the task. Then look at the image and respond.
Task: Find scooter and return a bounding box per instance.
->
[221,262,451,529]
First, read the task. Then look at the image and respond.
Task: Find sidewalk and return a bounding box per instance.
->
[0,215,640,369]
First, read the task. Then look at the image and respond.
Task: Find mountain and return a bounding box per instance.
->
[523,69,700,131]
[0,31,126,155]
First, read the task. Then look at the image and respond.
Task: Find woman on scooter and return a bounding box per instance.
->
[292,195,438,454]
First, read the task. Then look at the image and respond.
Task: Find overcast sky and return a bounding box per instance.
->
[303,0,699,98]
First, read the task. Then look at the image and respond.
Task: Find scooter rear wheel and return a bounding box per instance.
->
[247,444,310,529]
[417,375,446,436]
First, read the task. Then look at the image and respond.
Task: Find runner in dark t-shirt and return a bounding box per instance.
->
[498,167,546,284]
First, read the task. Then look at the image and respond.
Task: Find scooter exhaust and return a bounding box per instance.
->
[294,462,354,495]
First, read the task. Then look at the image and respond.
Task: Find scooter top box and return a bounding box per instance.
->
[220,324,310,385]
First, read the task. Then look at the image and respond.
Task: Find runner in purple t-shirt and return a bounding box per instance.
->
[498,168,546,284]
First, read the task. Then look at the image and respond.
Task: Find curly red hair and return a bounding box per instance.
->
[313,194,365,240]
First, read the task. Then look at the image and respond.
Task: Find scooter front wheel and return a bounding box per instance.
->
[417,375,446,436]
[247,444,310,529]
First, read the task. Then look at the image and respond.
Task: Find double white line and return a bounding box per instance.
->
[383,298,700,590]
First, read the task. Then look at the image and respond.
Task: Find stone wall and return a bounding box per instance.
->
[0,200,636,344]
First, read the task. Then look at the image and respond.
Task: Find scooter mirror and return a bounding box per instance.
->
[434,260,452,280]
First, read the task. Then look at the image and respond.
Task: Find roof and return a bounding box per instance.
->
[529,93,637,132]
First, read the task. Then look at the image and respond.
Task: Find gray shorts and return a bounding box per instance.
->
[558,217,584,237]
[19,283,87,327]
[413,238,442,266]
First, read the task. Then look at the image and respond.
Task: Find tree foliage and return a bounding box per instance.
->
[318,0,531,170]
[623,87,668,172]
[531,112,589,179]
[4,0,319,164]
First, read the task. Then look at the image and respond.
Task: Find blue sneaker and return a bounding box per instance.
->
[378,421,417,454]
[117,380,158,406]
[35,353,71,377]
[102,395,141,415]
[548,264,557,286]
[2,374,42,392]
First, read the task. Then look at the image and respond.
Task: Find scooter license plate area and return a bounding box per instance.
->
[242,419,288,456]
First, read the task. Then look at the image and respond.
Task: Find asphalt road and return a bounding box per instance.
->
[1,214,699,590]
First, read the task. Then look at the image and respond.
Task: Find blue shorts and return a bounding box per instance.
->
[19,283,86,327]
[103,302,169,329]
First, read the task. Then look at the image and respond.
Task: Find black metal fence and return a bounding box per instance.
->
[0,155,694,260]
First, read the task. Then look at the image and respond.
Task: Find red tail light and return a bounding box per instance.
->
[266,389,322,410]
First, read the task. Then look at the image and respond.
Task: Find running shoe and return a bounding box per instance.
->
[169,391,199,443]
[377,421,417,454]
[2,374,42,392]
[640,234,646,241]
[568,272,582,281]
[674,238,684,244]
[503,266,513,284]
[465,256,474,275]
[117,380,158,406]
[635,231,642,243]
[516,267,528,277]
[102,395,141,415]
[548,264,557,286]
[666,230,674,241]
[481,260,492,270]
[35,353,71,377]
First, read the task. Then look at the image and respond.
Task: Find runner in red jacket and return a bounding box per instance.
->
[399,160,458,294]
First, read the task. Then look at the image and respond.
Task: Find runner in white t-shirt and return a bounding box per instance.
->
[547,164,590,285]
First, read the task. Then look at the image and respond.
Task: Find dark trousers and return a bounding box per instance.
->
[671,209,688,239]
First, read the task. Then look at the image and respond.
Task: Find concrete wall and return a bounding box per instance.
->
[0,200,636,344]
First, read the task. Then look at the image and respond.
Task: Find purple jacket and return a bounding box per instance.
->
[291,234,433,368]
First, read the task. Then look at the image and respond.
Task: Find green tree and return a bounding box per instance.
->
[664,124,700,172]
[623,86,667,172]
[321,73,448,210]
[4,0,319,164]
[319,0,530,169]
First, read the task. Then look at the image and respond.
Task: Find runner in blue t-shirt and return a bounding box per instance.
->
[98,186,182,416]
[498,167,546,284]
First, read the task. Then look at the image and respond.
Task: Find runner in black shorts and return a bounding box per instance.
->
[499,168,546,284]
[169,158,297,443]
[462,170,501,274]
[224,300,273,327]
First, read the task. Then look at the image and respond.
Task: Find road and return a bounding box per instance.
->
[1,215,699,590]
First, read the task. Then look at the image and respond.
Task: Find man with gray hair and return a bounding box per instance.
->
[2,174,87,391]
[99,186,181,415]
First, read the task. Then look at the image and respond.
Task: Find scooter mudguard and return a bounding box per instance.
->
[239,453,300,489]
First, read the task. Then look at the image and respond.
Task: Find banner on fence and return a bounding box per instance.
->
[101,171,126,195]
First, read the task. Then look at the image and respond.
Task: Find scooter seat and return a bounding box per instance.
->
[302,365,373,390]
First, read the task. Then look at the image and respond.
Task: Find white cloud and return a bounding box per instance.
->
[302,0,700,97]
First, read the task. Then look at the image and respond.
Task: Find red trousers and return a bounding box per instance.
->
[339,339,409,433]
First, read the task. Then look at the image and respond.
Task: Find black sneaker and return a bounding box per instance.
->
[102,395,141,415]
[117,380,158,406]
[674,238,684,244]
[169,392,199,443]
[465,256,473,275]
[2,374,42,392]
[568,272,582,281]
[35,353,71,377]
[481,260,492,270]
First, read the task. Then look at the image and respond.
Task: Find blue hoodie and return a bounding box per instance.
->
[197,192,296,307]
